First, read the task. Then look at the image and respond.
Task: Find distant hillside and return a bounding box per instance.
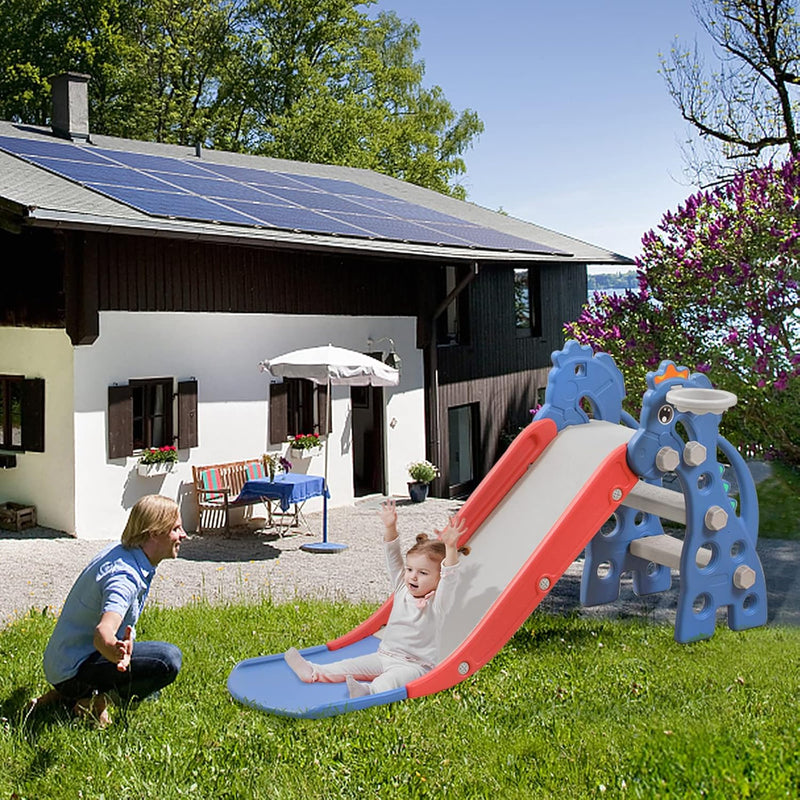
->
[588,272,638,292]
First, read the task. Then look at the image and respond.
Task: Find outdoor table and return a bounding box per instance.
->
[235,474,329,534]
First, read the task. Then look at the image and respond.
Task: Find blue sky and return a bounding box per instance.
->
[373,0,707,270]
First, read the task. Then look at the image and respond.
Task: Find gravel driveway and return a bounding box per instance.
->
[2,496,798,630]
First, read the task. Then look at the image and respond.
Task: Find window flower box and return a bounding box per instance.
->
[288,433,322,460]
[137,446,178,477]
[137,461,176,477]
[290,446,322,459]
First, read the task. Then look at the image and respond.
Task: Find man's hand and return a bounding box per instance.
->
[115,625,134,672]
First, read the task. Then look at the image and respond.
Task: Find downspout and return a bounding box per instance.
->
[426,261,480,495]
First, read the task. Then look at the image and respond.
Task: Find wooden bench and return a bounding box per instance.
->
[192,458,269,534]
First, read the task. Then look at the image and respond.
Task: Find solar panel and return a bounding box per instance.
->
[279,172,397,199]
[90,185,262,224]
[160,173,288,203]
[0,135,110,164]
[32,158,175,192]
[99,149,212,175]
[193,162,312,190]
[358,197,468,224]
[0,134,567,254]
[222,200,375,236]
[332,212,471,245]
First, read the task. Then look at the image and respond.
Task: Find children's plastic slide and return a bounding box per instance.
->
[227,416,639,718]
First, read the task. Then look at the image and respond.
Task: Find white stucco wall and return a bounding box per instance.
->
[0,327,76,533]
[71,311,425,539]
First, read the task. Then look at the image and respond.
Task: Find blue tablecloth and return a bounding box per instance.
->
[235,474,328,512]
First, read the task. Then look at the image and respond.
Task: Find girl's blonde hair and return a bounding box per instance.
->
[122,495,179,548]
[406,533,470,564]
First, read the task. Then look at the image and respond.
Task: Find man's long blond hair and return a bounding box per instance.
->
[122,495,179,548]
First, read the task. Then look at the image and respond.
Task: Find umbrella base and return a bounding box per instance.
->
[300,541,348,554]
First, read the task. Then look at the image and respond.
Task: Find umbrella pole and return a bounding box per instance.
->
[322,377,330,543]
[301,377,346,553]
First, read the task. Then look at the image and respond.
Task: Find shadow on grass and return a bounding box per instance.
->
[508,614,605,653]
[2,685,74,744]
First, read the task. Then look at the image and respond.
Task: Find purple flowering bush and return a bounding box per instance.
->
[567,159,800,464]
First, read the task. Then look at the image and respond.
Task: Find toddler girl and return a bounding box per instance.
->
[285,497,469,697]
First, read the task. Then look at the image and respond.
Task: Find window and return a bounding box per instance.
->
[287,378,316,437]
[437,265,471,345]
[269,378,330,445]
[0,376,21,449]
[0,374,44,452]
[108,378,197,460]
[132,378,173,449]
[514,267,542,337]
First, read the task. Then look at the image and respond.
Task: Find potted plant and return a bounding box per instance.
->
[288,433,322,459]
[137,445,178,477]
[407,459,439,503]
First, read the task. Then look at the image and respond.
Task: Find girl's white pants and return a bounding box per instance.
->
[311,651,428,695]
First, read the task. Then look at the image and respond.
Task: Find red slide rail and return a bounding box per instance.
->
[407,440,637,697]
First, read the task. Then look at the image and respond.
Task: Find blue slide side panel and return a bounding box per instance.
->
[227,636,408,719]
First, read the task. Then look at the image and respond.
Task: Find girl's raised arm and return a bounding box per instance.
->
[379,497,399,541]
[435,516,467,566]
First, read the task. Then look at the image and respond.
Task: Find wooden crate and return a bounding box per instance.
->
[0,502,37,531]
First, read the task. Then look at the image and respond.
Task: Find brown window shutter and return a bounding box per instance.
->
[108,384,133,459]
[317,382,331,434]
[177,379,198,449]
[269,382,288,444]
[21,378,45,452]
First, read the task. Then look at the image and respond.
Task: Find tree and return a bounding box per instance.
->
[221,3,483,197]
[0,0,483,197]
[662,0,800,183]
[566,158,800,465]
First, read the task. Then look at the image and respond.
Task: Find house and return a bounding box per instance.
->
[0,74,632,538]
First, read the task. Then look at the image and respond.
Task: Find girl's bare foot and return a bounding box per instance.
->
[73,693,112,729]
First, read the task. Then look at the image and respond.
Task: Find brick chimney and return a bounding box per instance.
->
[50,72,91,142]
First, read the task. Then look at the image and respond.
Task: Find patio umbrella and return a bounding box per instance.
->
[259,344,400,552]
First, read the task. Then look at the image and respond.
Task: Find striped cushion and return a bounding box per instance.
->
[199,468,223,491]
[245,460,266,480]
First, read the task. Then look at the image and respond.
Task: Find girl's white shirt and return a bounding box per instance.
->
[377,538,462,669]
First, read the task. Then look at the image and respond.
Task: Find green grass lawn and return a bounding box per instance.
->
[2,601,798,799]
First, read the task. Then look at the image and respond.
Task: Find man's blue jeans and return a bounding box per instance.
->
[54,641,182,702]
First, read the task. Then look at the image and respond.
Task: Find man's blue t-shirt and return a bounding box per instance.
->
[43,542,155,685]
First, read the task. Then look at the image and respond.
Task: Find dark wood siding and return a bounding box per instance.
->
[0,228,64,327]
[436,262,586,385]
[433,261,587,492]
[90,233,426,317]
[438,367,551,492]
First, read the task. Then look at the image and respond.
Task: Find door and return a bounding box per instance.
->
[448,403,478,497]
[351,384,386,497]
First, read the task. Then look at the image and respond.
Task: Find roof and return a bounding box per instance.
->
[0,121,633,265]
